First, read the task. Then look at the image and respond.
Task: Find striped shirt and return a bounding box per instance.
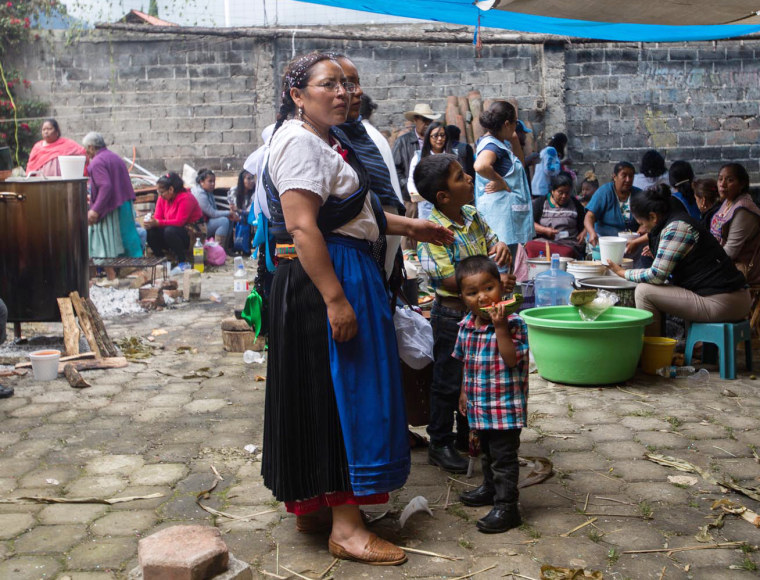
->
[452,313,529,431]
[417,205,500,298]
[625,221,697,285]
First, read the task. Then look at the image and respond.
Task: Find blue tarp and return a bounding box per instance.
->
[299,0,760,42]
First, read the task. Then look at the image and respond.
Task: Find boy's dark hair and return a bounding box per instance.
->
[413,153,459,206]
[455,255,500,291]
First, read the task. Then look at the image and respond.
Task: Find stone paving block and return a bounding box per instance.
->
[61,572,118,579]
[13,438,65,460]
[38,503,108,525]
[86,455,145,476]
[681,422,731,440]
[620,416,673,431]
[14,524,87,553]
[65,475,129,498]
[184,399,228,414]
[25,422,78,440]
[158,495,215,521]
[131,463,187,486]
[561,472,632,496]
[634,431,692,450]
[0,555,62,580]
[226,480,276,505]
[713,458,760,480]
[148,444,201,463]
[625,482,691,504]
[571,409,620,424]
[92,510,158,537]
[108,486,173,511]
[0,513,35,539]
[597,519,669,550]
[98,402,147,415]
[551,451,610,472]
[607,458,672,481]
[594,440,648,460]
[69,397,112,410]
[30,390,78,404]
[19,465,81,488]
[0,477,16,494]
[134,407,183,423]
[584,424,635,442]
[44,445,102,466]
[137,525,229,580]
[531,417,581,434]
[528,536,610,572]
[147,394,193,407]
[67,537,138,570]
[0,431,22,448]
[9,403,61,418]
[534,435,595,453]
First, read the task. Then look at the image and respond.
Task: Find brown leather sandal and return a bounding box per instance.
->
[295,513,332,534]
[328,533,407,566]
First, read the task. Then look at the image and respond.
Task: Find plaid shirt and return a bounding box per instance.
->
[452,313,529,430]
[417,205,500,298]
[625,221,697,285]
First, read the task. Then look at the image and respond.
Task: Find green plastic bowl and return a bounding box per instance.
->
[521,306,653,385]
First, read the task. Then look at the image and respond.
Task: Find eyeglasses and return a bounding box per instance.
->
[307,81,357,94]
[430,133,446,140]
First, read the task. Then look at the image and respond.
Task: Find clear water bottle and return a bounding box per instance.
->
[233,259,249,311]
[534,253,575,307]
[656,366,710,382]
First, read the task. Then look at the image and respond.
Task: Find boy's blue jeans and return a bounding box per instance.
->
[479,428,521,506]
[428,301,468,446]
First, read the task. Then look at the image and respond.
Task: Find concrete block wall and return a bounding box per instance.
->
[8,28,760,184]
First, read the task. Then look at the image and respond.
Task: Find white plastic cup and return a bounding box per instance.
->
[29,349,61,381]
[599,236,627,266]
[59,155,87,179]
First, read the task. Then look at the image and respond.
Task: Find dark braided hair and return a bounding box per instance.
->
[157,172,184,193]
[273,51,336,136]
[669,160,695,207]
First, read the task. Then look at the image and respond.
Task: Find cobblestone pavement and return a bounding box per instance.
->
[1,268,759,579]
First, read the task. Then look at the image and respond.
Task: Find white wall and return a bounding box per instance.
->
[61,0,418,27]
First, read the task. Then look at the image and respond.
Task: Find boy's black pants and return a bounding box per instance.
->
[480,428,521,506]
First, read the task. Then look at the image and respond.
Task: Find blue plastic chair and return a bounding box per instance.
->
[684,320,753,380]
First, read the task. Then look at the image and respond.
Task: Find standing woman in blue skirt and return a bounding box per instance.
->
[261,52,453,566]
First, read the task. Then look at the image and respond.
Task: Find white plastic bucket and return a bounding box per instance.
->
[599,236,627,266]
[29,349,61,381]
[59,155,86,179]
[567,260,608,280]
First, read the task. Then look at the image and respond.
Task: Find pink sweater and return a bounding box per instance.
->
[154,190,203,227]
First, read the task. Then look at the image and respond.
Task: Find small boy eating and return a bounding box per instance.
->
[453,255,529,533]
[415,155,514,473]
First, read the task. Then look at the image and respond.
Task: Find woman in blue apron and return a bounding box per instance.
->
[473,101,535,259]
[262,52,452,566]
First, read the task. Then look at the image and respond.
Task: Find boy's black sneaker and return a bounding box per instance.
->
[428,444,468,473]
[476,505,522,534]
[459,484,495,507]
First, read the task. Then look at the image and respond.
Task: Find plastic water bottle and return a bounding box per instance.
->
[656,366,710,382]
[233,259,249,311]
[193,238,205,273]
[534,253,575,307]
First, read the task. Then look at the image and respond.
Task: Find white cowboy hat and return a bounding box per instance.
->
[404,103,441,122]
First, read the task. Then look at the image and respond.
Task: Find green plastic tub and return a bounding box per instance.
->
[521,306,653,385]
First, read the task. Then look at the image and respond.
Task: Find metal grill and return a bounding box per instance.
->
[89,257,168,285]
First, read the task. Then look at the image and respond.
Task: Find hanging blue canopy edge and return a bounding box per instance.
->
[297,0,760,42]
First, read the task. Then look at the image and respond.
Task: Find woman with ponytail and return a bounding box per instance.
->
[261,52,452,566]
[608,184,750,336]
[668,160,700,219]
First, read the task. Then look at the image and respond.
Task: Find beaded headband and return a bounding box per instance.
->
[280,53,331,103]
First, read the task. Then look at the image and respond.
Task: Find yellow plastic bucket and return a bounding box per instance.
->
[640,337,677,375]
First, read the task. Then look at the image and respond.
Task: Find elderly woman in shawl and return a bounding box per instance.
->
[26,119,86,177]
[84,132,142,283]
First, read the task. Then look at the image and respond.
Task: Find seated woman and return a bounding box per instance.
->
[191,168,238,244]
[526,172,586,259]
[584,161,644,256]
[668,160,700,219]
[693,178,720,228]
[632,149,669,192]
[25,118,86,177]
[608,185,750,336]
[711,163,760,285]
[143,172,203,266]
[228,169,256,220]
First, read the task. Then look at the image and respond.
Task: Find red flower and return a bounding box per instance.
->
[24,17,29,28]
[5,2,12,7]
[20,123,29,131]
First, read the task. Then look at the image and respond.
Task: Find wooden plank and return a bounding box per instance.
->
[84,297,118,357]
[60,357,128,373]
[69,291,102,358]
[57,298,81,357]
[63,364,91,388]
[16,352,96,369]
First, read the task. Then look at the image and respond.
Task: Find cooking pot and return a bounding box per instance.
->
[578,276,637,308]
[0,178,89,322]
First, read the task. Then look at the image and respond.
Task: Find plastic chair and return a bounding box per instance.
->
[684,320,753,380]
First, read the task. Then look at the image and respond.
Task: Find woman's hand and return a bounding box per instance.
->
[588,231,599,248]
[326,296,358,342]
[625,234,648,255]
[485,177,510,193]
[87,210,99,226]
[642,245,653,258]
[409,219,454,246]
[576,230,587,244]
[607,260,626,278]
[143,218,159,230]
[488,241,511,267]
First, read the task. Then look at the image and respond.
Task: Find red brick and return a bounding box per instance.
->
[138,525,229,580]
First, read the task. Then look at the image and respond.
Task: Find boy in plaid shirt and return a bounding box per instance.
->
[453,255,529,533]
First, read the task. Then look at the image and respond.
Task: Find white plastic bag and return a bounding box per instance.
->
[393,306,434,370]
